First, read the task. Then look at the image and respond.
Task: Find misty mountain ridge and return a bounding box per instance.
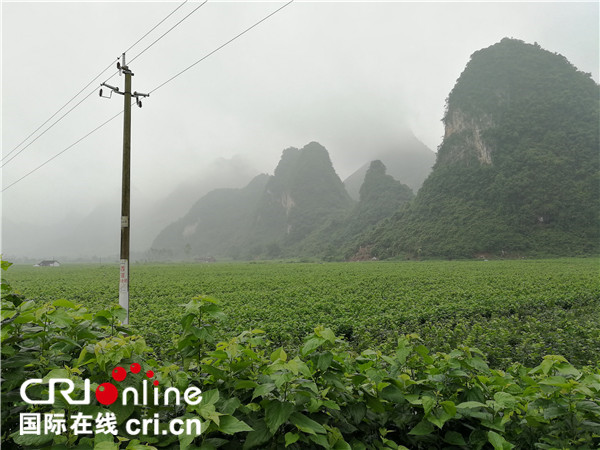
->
[152,142,359,259]
[6,38,597,261]
[4,136,431,261]
[133,155,259,250]
[343,130,435,200]
[140,40,600,261]
[296,159,415,260]
[151,173,270,260]
[151,139,425,260]
[251,142,354,247]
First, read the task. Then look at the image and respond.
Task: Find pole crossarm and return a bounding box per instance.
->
[100,79,149,107]
[100,82,121,94]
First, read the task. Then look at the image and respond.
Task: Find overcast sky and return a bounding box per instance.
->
[2,1,598,251]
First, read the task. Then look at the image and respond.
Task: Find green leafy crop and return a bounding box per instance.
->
[2,260,599,449]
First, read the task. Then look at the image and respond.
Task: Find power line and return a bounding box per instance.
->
[2,0,194,166]
[124,0,190,56]
[3,0,294,193]
[129,0,208,66]
[101,0,201,87]
[1,88,99,168]
[1,1,203,168]
[2,109,125,193]
[1,58,118,163]
[150,0,294,95]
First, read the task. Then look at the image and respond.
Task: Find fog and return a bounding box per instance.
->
[2,1,598,260]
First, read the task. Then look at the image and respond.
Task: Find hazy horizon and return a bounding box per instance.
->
[2,1,598,260]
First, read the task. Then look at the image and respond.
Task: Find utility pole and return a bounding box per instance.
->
[100,53,148,325]
[119,57,132,325]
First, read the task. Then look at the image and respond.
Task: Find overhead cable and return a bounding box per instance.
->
[129,0,208,66]
[3,0,294,192]
[124,0,190,56]
[2,109,125,193]
[1,58,118,163]
[1,89,100,168]
[150,0,294,94]
[3,0,194,166]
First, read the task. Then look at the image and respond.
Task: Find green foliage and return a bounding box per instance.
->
[1,264,152,448]
[7,259,600,369]
[295,160,414,261]
[2,261,599,449]
[364,38,600,259]
[177,296,225,369]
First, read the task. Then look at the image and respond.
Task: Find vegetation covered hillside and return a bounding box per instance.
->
[151,174,270,260]
[354,161,414,231]
[249,142,354,255]
[151,143,355,260]
[362,38,599,259]
[343,130,435,200]
[302,160,414,260]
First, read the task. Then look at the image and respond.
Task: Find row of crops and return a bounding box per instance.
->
[8,258,600,368]
[2,257,600,449]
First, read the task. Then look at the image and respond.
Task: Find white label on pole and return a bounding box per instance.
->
[121,216,129,227]
[119,259,129,293]
[119,259,129,325]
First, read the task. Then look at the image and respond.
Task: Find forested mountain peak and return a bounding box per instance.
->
[253,142,353,247]
[343,130,435,199]
[152,143,355,259]
[438,37,598,167]
[360,38,599,258]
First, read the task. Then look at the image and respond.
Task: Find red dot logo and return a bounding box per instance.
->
[98,362,159,406]
[145,370,158,386]
[95,383,118,405]
[112,366,127,382]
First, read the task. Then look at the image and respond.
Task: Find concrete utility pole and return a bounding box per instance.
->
[100,53,148,325]
[119,57,132,325]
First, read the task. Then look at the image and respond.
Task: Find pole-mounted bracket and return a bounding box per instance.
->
[99,56,149,108]
[100,82,123,98]
[133,91,150,108]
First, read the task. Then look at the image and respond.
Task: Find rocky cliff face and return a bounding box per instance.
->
[440,109,494,165]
